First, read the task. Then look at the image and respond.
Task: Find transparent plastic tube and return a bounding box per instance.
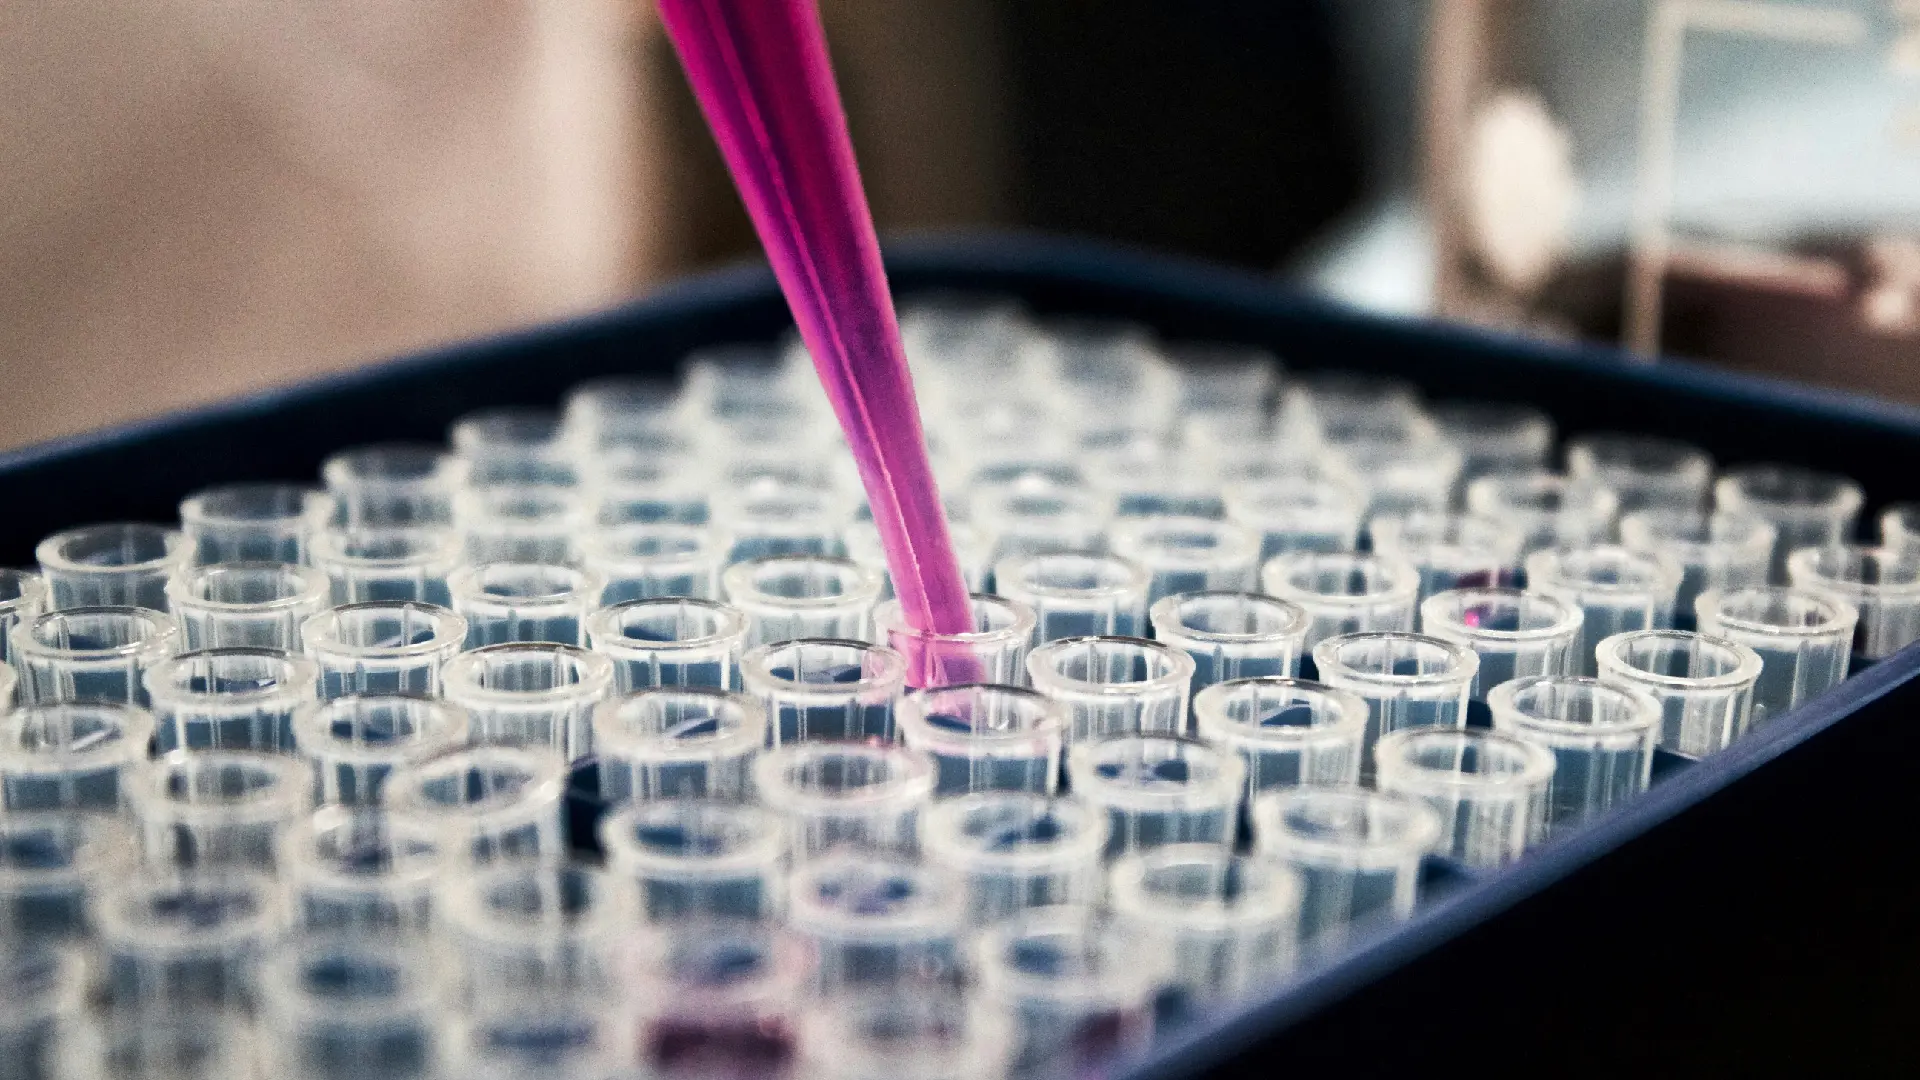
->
[1025,635,1194,741]
[1418,587,1583,697]
[1430,401,1555,480]
[1109,845,1302,1001]
[1523,546,1682,675]
[0,814,135,939]
[389,746,567,864]
[10,606,179,707]
[449,563,606,647]
[586,443,714,526]
[587,598,749,693]
[721,555,883,647]
[1288,371,1422,429]
[1149,591,1309,692]
[455,485,590,565]
[1311,631,1477,783]
[1368,512,1523,599]
[450,407,579,488]
[564,374,695,448]
[166,562,329,650]
[36,523,188,611]
[993,552,1150,643]
[918,793,1105,924]
[1595,630,1762,758]
[179,483,332,566]
[1258,551,1419,650]
[1250,785,1440,947]
[310,526,464,606]
[1373,728,1554,868]
[1191,676,1367,791]
[1331,433,1463,519]
[440,861,631,996]
[0,703,155,812]
[800,988,1013,1080]
[323,442,466,527]
[593,686,765,802]
[897,684,1066,795]
[626,919,807,1078]
[786,854,963,989]
[581,523,724,602]
[1083,441,1225,519]
[0,570,47,665]
[972,481,1115,561]
[1222,477,1367,559]
[127,751,307,869]
[1564,433,1714,513]
[294,695,470,805]
[1065,735,1244,856]
[64,1014,261,1080]
[600,799,786,921]
[145,648,318,753]
[972,912,1164,1078]
[1108,517,1260,604]
[97,868,287,1007]
[753,741,934,860]
[1464,472,1619,556]
[1714,465,1864,583]
[1487,675,1660,832]
[441,643,614,758]
[1696,587,1856,724]
[1880,502,1920,554]
[449,993,634,1080]
[875,593,1035,688]
[0,944,84,1080]
[301,601,468,700]
[257,936,440,1080]
[1787,544,1920,660]
[1619,509,1775,625]
[741,639,907,744]
[279,806,447,934]
[712,480,850,564]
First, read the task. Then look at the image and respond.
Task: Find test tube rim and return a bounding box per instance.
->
[897,683,1067,751]
[438,859,634,951]
[164,561,330,615]
[1419,587,1584,645]
[0,701,157,776]
[439,643,617,706]
[585,597,750,654]
[126,748,309,827]
[1564,433,1714,485]
[1787,544,1920,598]
[1523,545,1683,599]
[309,526,466,570]
[599,799,788,876]
[1109,516,1262,570]
[1149,590,1311,645]
[1260,551,1420,607]
[1025,635,1196,699]
[95,866,289,952]
[178,483,333,531]
[301,601,469,661]
[992,551,1150,601]
[0,568,48,611]
[1066,734,1247,810]
[449,562,607,607]
[1618,508,1776,559]
[752,741,936,812]
[873,592,1037,647]
[591,685,767,764]
[453,485,590,527]
[1593,629,1765,692]
[322,441,466,490]
[739,638,908,701]
[12,605,179,661]
[919,792,1109,871]
[785,853,963,941]
[1464,471,1619,519]
[1191,676,1369,746]
[1311,631,1480,690]
[579,522,719,565]
[35,523,187,578]
[291,694,472,767]
[1373,727,1557,795]
[388,745,569,821]
[1714,464,1865,521]
[1485,675,1662,739]
[1251,785,1444,867]
[256,935,443,1026]
[1694,585,1859,642]
[143,647,320,708]
[278,804,447,893]
[722,554,886,612]
[1107,843,1306,932]
[971,909,1166,1006]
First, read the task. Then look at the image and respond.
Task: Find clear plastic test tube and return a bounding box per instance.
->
[36,523,188,611]
[1066,735,1244,856]
[600,799,786,921]
[279,805,447,934]
[1714,465,1864,582]
[1881,502,1920,554]
[449,563,604,647]
[1619,509,1775,625]
[301,601,468,700]
[1368,512,1523,599]
[0,702,155,812]
[440,861,631,996]
[564,373,694,446]
[323,442,466,527]
[450,992,634,1080]
[741,638,907,744]
[1787,544,1920,660]
[10,606,179,706]
[898,684,1065,795]
[801,989,1013,1080]
[1464,472,1619,556]
[993,552,1149,642]
[1596,629,1762,758]
[1430,401,1555,480]
[712,480,850,564]
[1108,517,1260,603]
[389,746,567,864]
[721,555,883,647]
[626,919,808,1077]
[1259,551,1419,651]
[587,598,749,692]
[450,407,579,488]
[0,813,134,938]
[0,944,84,1080]
[165,562,328,650]
[455,485,590,565]
[1488,675,1660,832]
[256,936,440,1080]
[441,643,614,758]
[972,481,1116,561]
[1251,785,1440,947]
[874,593,1035,688]
[1565,433,1714,513]
[787,853,963,989]
[144,648,318,753]
[309,526,465,605]
[97,868,288,1007]
[1419,587,1583,697]
[0,570,46,665]
[1222,476,1367,559]
[918,793,1105,923]
[581,523,724,602]
[1150,590,1309,692]
[179,483,332,565]
[1311,631,1477,783]
[1192,676,1367,791]
[1025,635,1193,741]
[593,686,765,802]
[1524,545,1681,674]
[293,695,470,805]
[972,912,1165,1078]
[1696,587,1855,724]
[753,741,934,860]
[127,750,307,869]
[1373,728,1554,868]
[1108,845,1303,1001]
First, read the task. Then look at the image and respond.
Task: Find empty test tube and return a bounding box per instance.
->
[1488,675,1660,832]
[973,481,1116,561]
[0,944,84,1080]
[1368,512,1523,599]
[441,643,613,758]
[97,868,288,1007]
[1464,472,1619,556]
[1595,630,1762,758]
[1108,517,1260,603]
[564,373,695,447]
[1696,587,1855,724]
[1430,400,1555,480]
[36,523,187,611]
[593,686,765,802]
[1108,845,1303,1002]
[625,919,808,1079]
[127,750,307,869]
[581,523,724,602]
[1330,431,1463,519]
[600,800,786,921]
[1881,503,1920,553]
[1311,631,1477,783]
[1787,544,1920,660]
[145,648,317,752]
[279,806,446,934]
[994,552,1149,643]
[1373,728,1554,868]
[450,407,579,488]
[0,813,134,937]
[753,741,934,859]
[166,562,328,650]
[712,480,849,563]
[390,746,567,863]
[322,442,465,527]
[1150,590,1309,692]
[1083,440,1224,519]
[1223,476,1367,559]
[0,570,46,664]
[1251,786,1440,947]
[1026,635,1193,741]
[918,793,1105,923]
[301,601,468,699]
[588,598,749,692]
[0,702,155,812]
[11,606,179,706]
[741,638,906,744]
[722,555,883,647]
[1192,676,1367,791]
[450,563,606,647]
[179,483,332,566]
[1066,735,1244,856]
[1619,509,1775,627]
[787,853,963,988]
[1419,587,1583,697]
[1565,433,1713,513]
[257,937,440,1080]
[1259,551,1419,651]
[801,988,1013,1080]
[1524,546,1681,674]
[875,593,1035,688]
[441,861,632,995]
[455,485,590,565]
[898,683,1065,795]
[450,993,635,1080]
[972,912,1165,1078]
[1715,465,1864,582]
[309,526,464,605]
[294,695,470,805]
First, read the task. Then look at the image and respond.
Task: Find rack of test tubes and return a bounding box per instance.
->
[3,294,1916,1080]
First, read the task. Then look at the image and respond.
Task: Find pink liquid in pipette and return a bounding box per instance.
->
[656,0,974,686]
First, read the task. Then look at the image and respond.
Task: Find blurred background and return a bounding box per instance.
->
[3,0,1916,450]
